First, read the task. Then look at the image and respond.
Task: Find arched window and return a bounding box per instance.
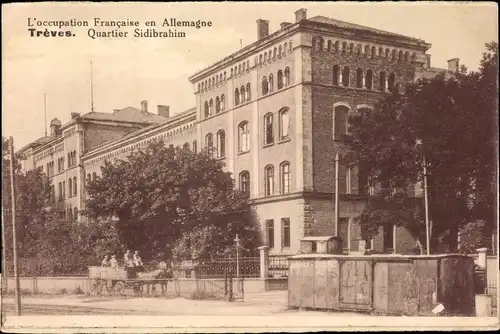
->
[378,47,383,57]
[220,95,225,111]
[238,122,250,152]
[242,62,245,72]
[246,60,250,72]
[209,99,214,115]
[268,50,272,62]
[259,54,263,65]
[262,77,269,95]
[357,44,362,54]
[240,86,246,104]
[268,74,274,93]
[273,47,277,59]
[349,43,354,53]
[239,171,250,197]
[264,165,274,196]
[192,140,197,153]
[277,70,283,89]
[215,96,221,113]
[279,108,290,140]
[379,71,387,91]
[264,113,274,145]
[385,48,390,58]
[284,67,290,86]
[92,172,97,181]
[342,42,347,53]
[246,83,251,101]
[205,133,214,152]
[235,88,240,106]
[215,76,219,85]
[238,64,241,73]
[334,41,340,52]
[405,52,410,62]
[217,130,225,158]
[264,52,267,63]
[333,65,340,85]
[73,176,77,196]
[68,178,72,198]
[411,52,417,62]
[68,207,73,222]
[392,49,397,60]
[87,173,91,183]
[364,45,370,56]
[333,105,350,140]
[342,66,350,87]
[278,45,283,57]
[327,40,332,52]
[280,162,291,194]
[371,46,376,58]
[204,101,209,118]
[388,73,396,92]
[356,68,363,88]
[365,70,373,90]
[73,208,78,222]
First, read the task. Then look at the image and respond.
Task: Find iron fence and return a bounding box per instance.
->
[173,257,260,279]
[487,279,498,315]
[268,254,290,278]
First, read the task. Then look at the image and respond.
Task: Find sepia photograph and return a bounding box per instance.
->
[1,1,499,332]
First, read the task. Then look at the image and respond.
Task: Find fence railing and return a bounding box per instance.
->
[172,257,260,279]
[268,255,290,278]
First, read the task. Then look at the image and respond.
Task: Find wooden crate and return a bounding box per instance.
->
[88,266,127,280]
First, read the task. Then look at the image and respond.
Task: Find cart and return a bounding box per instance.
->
[88,266,172,296]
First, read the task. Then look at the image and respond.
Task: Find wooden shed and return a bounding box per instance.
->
[288,254,475,316]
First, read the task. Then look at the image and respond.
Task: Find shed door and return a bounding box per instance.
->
[339,259,373,310]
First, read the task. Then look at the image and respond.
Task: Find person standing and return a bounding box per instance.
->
[101,255,110,267]
[124,250,133,267]
[109,255,119,268]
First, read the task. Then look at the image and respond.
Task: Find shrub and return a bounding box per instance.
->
[189,289,218,300]
[72,286,84,295]
[58,288,68,295]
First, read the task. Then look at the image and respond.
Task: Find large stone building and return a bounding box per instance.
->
[19,9,459,255]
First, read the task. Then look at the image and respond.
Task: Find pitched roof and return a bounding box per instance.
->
[308,16,423,41]
[81,107,166,124]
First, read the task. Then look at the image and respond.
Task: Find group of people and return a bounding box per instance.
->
[101,250,143,269]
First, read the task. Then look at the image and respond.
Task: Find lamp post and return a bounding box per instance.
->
[423,157,431,255]
[334,152,340,236]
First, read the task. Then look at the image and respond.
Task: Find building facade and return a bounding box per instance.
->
[19,9,458,255]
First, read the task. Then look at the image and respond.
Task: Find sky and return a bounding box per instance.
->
[2,2,498,149]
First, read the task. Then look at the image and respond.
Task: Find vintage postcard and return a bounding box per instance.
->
[1,1,499,332]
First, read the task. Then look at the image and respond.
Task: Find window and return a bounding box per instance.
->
[62,181,66,198]
[266,219,275,248]
[205,133,213,150]
[333,105,349,140]
[280,162,291,194]
[67,153,71,167]
[92,172,97,181]
[192,140,197,153]
[204,101,209,117]
[342,66,350,87]
[246,83,251,101]
[73,207,78,222]
[264,165,274,196]
[58,182,62,200]
[216,130,225,158]
[284,67,290,86]
[277,70,283,89]
[379,71,387,91]
[215,97,221,113]
[338,218,350,251]
[333,65,340,85]
[282,218,290,248]
[235,88,240,106]
[238,122,250,152]
[384,224,395,251]
[68,207,73,222]
[277,108,290,141]
[87,173,91,183]
[346,167,352,194]
[240,86,246,104]
[183,142,190,150]
[365,70,373,90]
[220,95,225,111]
[371,46,376,57]
[268,74,274,93]
[388,73,396,92]
[356,68,363,88]
[264,113,274,145]
[209,99,214,115]
[73,176,77,196]
[262,77,269,95]
[240,171,250,197]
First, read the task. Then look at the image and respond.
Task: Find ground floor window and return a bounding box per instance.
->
[282,218,290,248]
[266,219,274,248]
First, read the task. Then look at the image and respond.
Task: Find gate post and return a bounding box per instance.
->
[258,246,269,279]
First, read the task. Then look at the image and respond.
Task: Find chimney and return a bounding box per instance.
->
[113,109,120,113]
[424,54,431,69]
[295,8,307,22]
[141,100,148,113]
[158,105,170,118]
[447,58,460,72]
[71,112,80,120]
[256,19,269,40]
[280,22,292,29]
